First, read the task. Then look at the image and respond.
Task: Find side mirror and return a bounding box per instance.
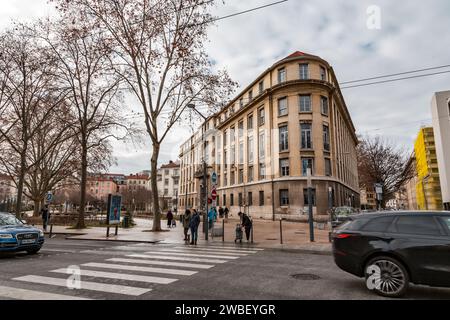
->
[21,220,27,224]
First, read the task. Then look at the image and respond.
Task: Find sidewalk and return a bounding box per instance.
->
[44,217,332,255]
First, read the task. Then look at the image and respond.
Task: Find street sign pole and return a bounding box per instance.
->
[307,167,314,242]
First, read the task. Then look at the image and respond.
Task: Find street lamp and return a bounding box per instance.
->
[188,104,209,240]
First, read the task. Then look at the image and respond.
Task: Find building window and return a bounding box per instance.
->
[258,107,265,126]
[231,145,235,165]
[239,98,244,109]
[164,179,169,186]
[279,125,288,151]
[280,158,290,176]
[299,95,311,112]
[248,90,253,102]
[238,121,244,138]
[321,96,329,115]
[259,81,264,94]
[301,158,314,176]
[164,189,168,196]
[223,194,226,206]
[247,114,253,130]
[301,123,313,149]
[299,63,309,79]
[278,67,286,83]
[248,192,253,206]
[320,66,326,81]
[278,97,288,116]
[303,188,316,206]
[239,142,244,164]
[259,163,266,180]
[224,151,228,169]
[325,158,332,176]
[230,126,235,143]
[259,132,265,159]
[238,193,243,206]
[248,166,254,182]
[280,189,289,206]
[230,171,235,185]
[230,193,234,206]
[224,172,227,186]
[323,125,330,151]
[248,137,254,163]
[238,168,244,184]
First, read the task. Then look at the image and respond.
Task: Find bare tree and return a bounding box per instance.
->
[0,25,66,217]
[357,136,414,208]
[52,0,236,230]
[38,17,131,228]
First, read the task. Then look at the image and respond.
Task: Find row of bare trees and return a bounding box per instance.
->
[0,0,236,230]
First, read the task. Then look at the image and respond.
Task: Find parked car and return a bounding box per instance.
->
[331,211,450,297]
[331,206,358,228]
[0,212,44,254]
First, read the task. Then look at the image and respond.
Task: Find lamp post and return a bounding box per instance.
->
[188,104,209,240]
[307,166,314,242]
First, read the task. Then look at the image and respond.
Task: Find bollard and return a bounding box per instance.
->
[106,226,110,238]
[49,224,53,239]
[222,219,225,242]
[115,225,118,236]
[279,218,283,244]
[251,225,254,244]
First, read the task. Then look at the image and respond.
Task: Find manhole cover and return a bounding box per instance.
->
[291,273,321,280]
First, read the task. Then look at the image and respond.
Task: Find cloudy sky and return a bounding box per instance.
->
[2,0,450,174]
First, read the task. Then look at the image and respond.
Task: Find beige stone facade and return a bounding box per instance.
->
[179,51,360,219]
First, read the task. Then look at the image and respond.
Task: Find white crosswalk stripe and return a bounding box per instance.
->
[173,246,259,254]
[107,258,214,269]
[0,285,91,300]
[13,275,151,296]
[161,248,249,256]
[51,268,178,284]
[82,262,198,276]
[128,253,228,264]
[141,250,239,259]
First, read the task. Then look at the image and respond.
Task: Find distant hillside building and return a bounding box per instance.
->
[431,90,450,210]
[414,127,442,210]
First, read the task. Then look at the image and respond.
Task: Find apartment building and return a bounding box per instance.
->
[156,161,180,211]
[414,127,443,210]
[179,51,360,219]
[431,90,450,210]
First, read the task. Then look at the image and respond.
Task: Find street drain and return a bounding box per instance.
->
[291,273,321,280]
[265,238,278,240]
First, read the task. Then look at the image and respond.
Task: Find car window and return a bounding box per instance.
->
[337,218,369,231]
[437,217,450,233]
[0,214,22,226]
[394,216,442,236]
[361,216,395,232]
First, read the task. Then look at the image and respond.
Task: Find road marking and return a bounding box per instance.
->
[173,247,258,254]
[196,245,264,251]
[51,268,177,285]
[128,254,227,264]
[107,258,214,269]
[161,248,248,256]
[12,275,150,296]
[40,248,79,253]
[82,262,197,276]
[110,246,159,252]
[142,251,239,259]
[80,250,134,255]
[0,285,90,300]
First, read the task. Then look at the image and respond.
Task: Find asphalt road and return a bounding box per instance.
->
[0,236,449,300]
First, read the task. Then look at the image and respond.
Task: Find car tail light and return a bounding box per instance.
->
[335,233,355,239]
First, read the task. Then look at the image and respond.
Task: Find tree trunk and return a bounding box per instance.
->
[33,199,40,217]
[15,150,27,218]
[76,141,88,229]
[151,143,161,231]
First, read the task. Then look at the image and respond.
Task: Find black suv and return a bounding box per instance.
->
[331,211,450,297]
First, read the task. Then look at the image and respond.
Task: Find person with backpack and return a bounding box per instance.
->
[189,209,201,245]
[238,211,253,242]
[182,209,191,242]
[167,210,173,228]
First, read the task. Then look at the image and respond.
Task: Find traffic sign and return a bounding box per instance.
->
[211,172,217,185]
[211,187,217,200]
[46,191,53,203]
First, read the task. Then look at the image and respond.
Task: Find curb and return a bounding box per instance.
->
[64,236,161,244]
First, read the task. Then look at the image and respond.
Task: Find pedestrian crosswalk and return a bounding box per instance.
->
[0,244,263,300]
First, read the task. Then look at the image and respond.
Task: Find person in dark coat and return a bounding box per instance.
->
[224,207,229,220]
[238,212,252,242]
[218,207,224,218]
[41,205,51,231]
[182,209,191,241]
[189,209,201,245]
[167,210,173,228]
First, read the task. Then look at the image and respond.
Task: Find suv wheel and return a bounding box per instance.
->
[365,256,409,298]
[26,248,41,255]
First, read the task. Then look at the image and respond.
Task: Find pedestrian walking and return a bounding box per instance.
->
[207,207,216,232]
[218,207,224,219]
[189,209,200,245]
[224,206,229,221]
[238,211,253,242]
[41,205,51,231]
[182,209,191,242]
[167,210,173,228]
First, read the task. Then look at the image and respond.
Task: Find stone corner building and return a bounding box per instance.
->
[179,51,360,220]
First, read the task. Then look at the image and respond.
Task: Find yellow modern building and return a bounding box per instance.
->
[414,127,443,210]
